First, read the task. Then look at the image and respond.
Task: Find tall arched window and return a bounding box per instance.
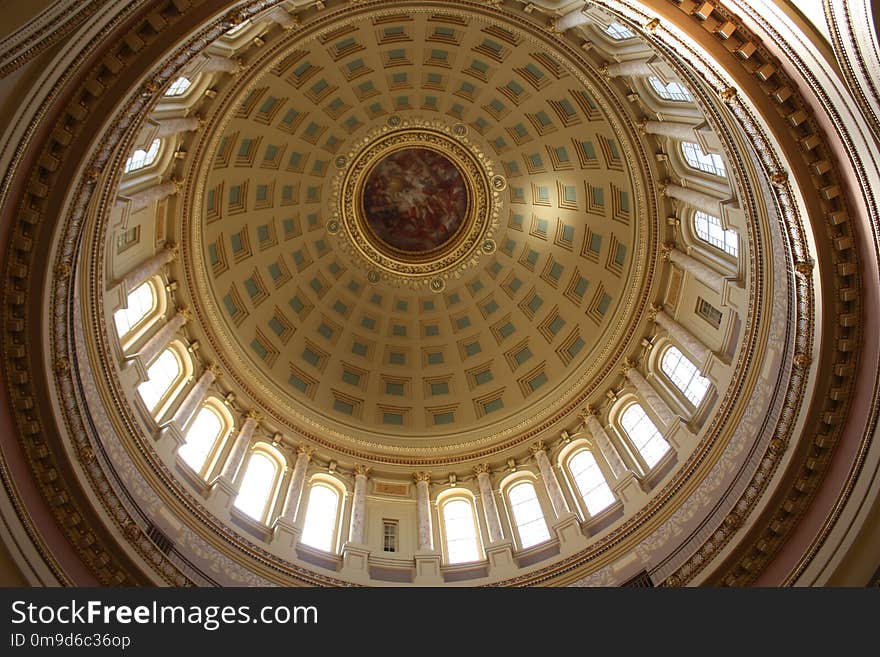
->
[124,138,161,173]
[507,481,550,549]
[661,346,711,405]
[441,497,481,564]
[620,404,670,469]
[114,280,158,339]
[178,405,224,475]
[605,21,635,40]
[165,76,192,96]
[694,211,738,257]
[681,141,727,177]
[300,483,341,552]
[234,451,279,522]
[568,450,616,516]
[649,76,693,102]
[137,348,183,415]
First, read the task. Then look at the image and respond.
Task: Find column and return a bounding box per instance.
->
[651,305,712,365]
[200,54,243,73]
[168,365,218,432]
[581,408,629,480]
[604,58,653,78]
[664,243,726,292]
[155,116,202,139]
[218,412,259,483]
[551,8,588,32]
[136,308,189,366]
[661,183,725,217]
[413,472,433,551]
[120,243,177,293]
[474,464,503,543]
[118,179,182,213]
[623,360,677,428]
[529,442,569,517]
[348,465,370,544]
[641,120,700,142]
[580,407,648,509]
[279,446,313,523]
[207,412,259,514]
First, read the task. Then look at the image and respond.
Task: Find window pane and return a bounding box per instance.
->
[124,138,161,173]
[137,349,180,412]
[605,21,635,40]
[681,141,726,177]
[661,346,711,405]
[649,77,693,102]
[165,77,192,96]
[694,211,738,256]
[114,281,156,337]
[443,499,481,564]
[621,404,670,469]
[301,485,340,552]
[569,451,616,516]
[234,453,277,521]
[179,407,223,473]
[507,482,550,548]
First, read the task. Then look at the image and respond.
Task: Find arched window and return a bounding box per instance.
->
[620,404,670,469]
[441,497,481,564]
[165,76,192,97]
[114,281,157,339]
[694,211,738,257]
[124,138,161,173]
[178,405,224,475]
[568,450,616,516]
[300,483,341,552]
[234,451,279,522]
[605,21,635,40]
[507,481,550,549]
[649,76,693,102]
[681,141,727,177]
[137,348,183,415]
[661,346,711,405]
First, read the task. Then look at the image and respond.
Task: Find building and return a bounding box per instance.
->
[0,0,878,587]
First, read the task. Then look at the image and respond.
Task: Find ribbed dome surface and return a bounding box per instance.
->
[188,8,650,453]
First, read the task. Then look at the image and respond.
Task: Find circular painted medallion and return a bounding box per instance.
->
[362,148,468,253]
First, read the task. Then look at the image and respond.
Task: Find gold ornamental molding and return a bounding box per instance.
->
[329,118,502,290]
[0,0,866,588]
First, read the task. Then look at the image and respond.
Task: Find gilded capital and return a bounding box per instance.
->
[296,444,315,458]
[243,409,262,422]
[473,463,491,476]
[353,464,372,478]
[647,303,663,322]
[719,86,738,102]
[176,306,192,321]
[622,357,638,376]
[206,362,222,377]
[795,259,814,275]
[770,171,788,187]
[598,61,611,78]
[528,440,546,456]
[645,17,661,32]
[413,471,431,484]
[659,241,675,259]
[165,242,180,260]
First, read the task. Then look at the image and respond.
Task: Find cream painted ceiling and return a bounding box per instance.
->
[189,7,650,450]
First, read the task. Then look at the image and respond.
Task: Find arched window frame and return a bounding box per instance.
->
[114,275,167,351]
[609,395,671,475]
[233,442,286,525]
[137,339,192,422]
[178,397,234,479]
[299,474,346,554]
[123,138,162,174]
[691,209,739,258]
[648,76,694,103]
[164,76,193,97]
[558,440,618,521]
[680,140,727,178]
[499,472,552,551]
[656,343,712,410]
[436,489,484,565]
